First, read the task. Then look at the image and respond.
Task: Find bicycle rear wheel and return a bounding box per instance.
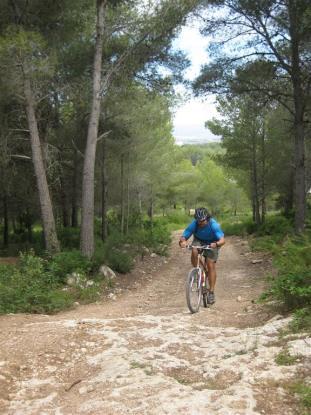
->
[186,268,202,313]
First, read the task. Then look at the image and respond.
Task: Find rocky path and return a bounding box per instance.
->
[0,234,310,415]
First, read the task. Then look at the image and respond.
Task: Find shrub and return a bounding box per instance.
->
[221,214,294,238]
[146,221,171,248]
[0,251,102,314]
[92,238,107,269]
[269,271,311,309]
[105,249,134,274]
[0,255,71,314]
[221,219,253,236]
[259,235,311,312]
[164,211,189,230]
[256,215,293,237]
[47,250,92,283]
[250,235,280,253]
[289,308,311,332]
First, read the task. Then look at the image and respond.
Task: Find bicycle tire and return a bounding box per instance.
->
[202,269,209,308]
[186,268,202,313]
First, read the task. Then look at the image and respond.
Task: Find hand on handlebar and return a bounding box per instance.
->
[179,239,187,248]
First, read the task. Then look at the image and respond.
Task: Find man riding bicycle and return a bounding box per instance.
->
[179,207,225,304]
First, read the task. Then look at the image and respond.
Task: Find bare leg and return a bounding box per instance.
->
[206,259,217,292]
[191,248,199,267]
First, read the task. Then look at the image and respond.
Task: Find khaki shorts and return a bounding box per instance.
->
[192,237,219,262]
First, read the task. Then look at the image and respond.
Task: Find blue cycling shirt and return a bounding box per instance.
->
[182,218,224,244]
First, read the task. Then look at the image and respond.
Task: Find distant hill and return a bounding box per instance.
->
[180,142,224,166]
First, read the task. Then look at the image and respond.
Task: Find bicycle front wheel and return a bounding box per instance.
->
[186,268,202,314]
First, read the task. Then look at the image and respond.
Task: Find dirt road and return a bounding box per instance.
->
[0,234,310,415]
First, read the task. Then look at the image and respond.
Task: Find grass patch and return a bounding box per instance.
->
[275,350,299,366]
[287,382,311,412]
[130,361,147,369]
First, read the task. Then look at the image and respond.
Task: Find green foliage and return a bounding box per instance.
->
[58,227,80,249]
[287,382,311,411]
[255,216,293,237]
[0,251,100,314]
[93,218,172,273]
[0,254,70,314]
[47,250,92,283]
[224,213,311,317]
[1,230,45,256]
[289,308,311,333]
[93,232,134,273]
[158,211,189,231]
[104,249,134,274]
[264,236,311,310]
[145,220,171,249]
[221,217,253,236]
[250,236,280,253]
[275,350,299,366]
[222,214,293,239]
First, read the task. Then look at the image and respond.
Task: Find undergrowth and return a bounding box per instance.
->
[227,213,311,332]
[0,251,103,314]
[0,213,177,314]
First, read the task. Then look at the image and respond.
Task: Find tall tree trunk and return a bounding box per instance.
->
[125,155,130,235]
[80,0,106,258]
[101,136,108,240]
[288,0,306,233]
[148,187,154,230]
[284,170,294,217]
[23,77,60,253]
[251,137,261,225]
[25,208,33,243]
[3,195,8,247]
[251,195,255,222]
[260,123,266,224]
[138,191,143,228]
[60,177,69,227]
[71,149,79,227]
[120,153,125,235]
[12,218,16,234]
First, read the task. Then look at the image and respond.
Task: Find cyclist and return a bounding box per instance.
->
[179,207,225,304]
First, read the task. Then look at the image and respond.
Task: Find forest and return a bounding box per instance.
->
[0,0,310,322]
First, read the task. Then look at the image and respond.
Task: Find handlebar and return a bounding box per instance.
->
[187,245,213,251]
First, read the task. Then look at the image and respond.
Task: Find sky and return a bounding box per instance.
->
[172,25,220,145]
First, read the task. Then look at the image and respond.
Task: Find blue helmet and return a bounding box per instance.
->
[194,207,210,222]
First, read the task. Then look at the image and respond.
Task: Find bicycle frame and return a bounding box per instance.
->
[190,244,212,276]
[185,245,213,313]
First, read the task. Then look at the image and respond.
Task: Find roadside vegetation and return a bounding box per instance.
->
[0,215,178,314]
[222,211,311,333]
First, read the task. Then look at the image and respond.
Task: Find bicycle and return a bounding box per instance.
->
[185,244,213,313]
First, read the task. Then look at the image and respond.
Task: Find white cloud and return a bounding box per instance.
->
[172,24,220,145]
